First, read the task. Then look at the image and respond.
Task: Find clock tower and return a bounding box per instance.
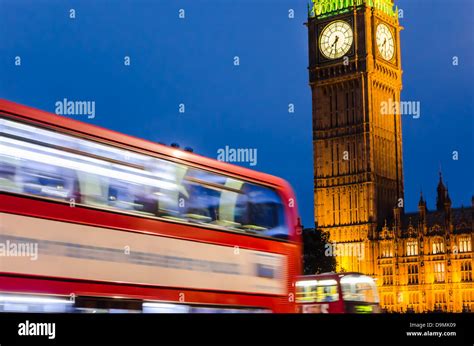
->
[307,0,404,273]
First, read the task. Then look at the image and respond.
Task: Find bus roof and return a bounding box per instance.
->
[0,99,292,191]
[297,272,371,280]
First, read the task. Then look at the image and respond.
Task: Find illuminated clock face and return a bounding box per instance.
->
[376,23,395,60]
[319,21,353,59]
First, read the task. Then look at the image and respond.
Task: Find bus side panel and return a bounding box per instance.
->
[0,195,298,312]
[0,212,287,296]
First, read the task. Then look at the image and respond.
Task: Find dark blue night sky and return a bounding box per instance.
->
[1,0,473,227]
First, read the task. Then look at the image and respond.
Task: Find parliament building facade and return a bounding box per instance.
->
[307,0,473,312]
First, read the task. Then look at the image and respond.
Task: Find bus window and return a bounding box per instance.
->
[295,280,318,303]
[20,162,78,202]
[315,280,339,302]
[0,117,289,241]
[179,168,288,239]
[156,162,189,219]
[182,169,221,224]
[296,279,339,303]
[216,177,244,228]
[108,183,139,211]
[340,275,379,304]
[237,184,287,239]
[76,172,108,207]
[0,160,20,193]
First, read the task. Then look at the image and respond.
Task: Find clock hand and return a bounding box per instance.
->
[381,38,387,55]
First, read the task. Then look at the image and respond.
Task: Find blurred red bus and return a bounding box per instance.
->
[0,99,301,313]
[296,272,381,313]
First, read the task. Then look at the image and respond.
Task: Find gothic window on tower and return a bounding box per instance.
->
[352,91,356,122]
[461,261,472,282]
[331,142,335,175]
[382,295,394,312]
[329,92,333,127]
[458,236,472,253]
[462,291,473,312]
[382,266,393,285]
[433,262,445,283]
[355,188,359,222]
[351,142,355,174]
[381,242,393,258]
[432,239,445,254]
[408,264,419,285]
[345,92,349,125]
[434,292,447,310]
[406,240,418,256]
[349,190,353,224]
[408,293,420,311]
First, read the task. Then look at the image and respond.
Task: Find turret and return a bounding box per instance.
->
[444,188,452,226]
[418,191,427,225]
[436,171,448,211]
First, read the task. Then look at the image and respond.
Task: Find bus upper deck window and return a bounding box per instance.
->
[340,275,379,303]
[237,184,288,239]
[1,118,290,241]
[0,160,19,192]
[181,169,222,224]
[20,163,78,201]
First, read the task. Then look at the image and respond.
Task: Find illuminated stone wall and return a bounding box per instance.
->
[307,1,473,312]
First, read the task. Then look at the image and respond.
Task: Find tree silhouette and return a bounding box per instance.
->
[302,227,336,275]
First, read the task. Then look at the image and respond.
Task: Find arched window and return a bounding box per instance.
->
[433,262,445,283]
[432,238,444,254]
[406,240,418,256]
[459,236,472,253]
[381,242,393,258]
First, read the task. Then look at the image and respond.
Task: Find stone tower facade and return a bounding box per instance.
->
[307,0,473,312]
[307,0,403,273]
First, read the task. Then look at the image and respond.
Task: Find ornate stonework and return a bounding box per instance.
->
[307,1,473,312]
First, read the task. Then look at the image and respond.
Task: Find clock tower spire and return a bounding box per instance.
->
[307,0,403,273]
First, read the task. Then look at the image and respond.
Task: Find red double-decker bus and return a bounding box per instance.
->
[0,99,301,313]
